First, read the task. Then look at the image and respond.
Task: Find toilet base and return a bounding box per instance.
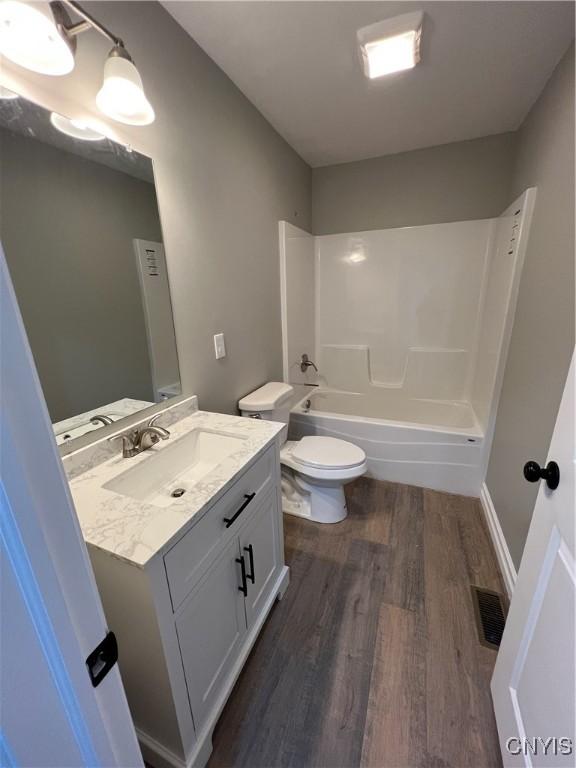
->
[281,468,348,524]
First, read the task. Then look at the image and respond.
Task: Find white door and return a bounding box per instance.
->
[0,250,143,767]
[492,352,575,766]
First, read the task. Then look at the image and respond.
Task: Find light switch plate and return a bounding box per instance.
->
[214,333,226,359]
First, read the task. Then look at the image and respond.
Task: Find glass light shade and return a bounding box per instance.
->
[0,0,74,75]
[50,111,105,141]
[96,53,154,126]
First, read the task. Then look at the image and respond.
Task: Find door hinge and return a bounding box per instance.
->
[86,631,118,688]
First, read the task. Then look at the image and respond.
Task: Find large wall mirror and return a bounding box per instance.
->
[0,92,182,447]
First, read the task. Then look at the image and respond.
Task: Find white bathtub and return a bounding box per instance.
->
[288,388,484,496]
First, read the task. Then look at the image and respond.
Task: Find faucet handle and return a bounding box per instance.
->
[108,430,134,445]
[108,430,138,457]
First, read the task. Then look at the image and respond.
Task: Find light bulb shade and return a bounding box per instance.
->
[50,111,105,141]
[0,0,75,75]
[96,52,154,126]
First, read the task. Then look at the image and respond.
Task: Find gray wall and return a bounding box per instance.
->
[2,1,311,415]
[1,128,160,422]
[486,43,575,569]
[312,132,517,234]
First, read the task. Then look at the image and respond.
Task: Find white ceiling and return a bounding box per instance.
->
[164,1,575,167]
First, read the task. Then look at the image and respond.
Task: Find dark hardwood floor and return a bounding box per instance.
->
[208,478,505,768]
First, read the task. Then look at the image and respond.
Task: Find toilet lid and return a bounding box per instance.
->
[291,436,365,470]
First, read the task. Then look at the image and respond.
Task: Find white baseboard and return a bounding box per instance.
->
[137,729,185,768]
[480,482,517,598]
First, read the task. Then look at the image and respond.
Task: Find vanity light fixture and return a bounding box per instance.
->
[357,11,423,79]
[96,45,155,126]
[0,0,75,75]
[50,111,105,141]
[0,0,155,125]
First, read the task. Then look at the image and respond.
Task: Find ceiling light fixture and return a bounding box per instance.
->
[357,11,423,79]
[50,111,105,141]
[0,0,154,125]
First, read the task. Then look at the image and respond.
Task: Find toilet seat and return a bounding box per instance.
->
[291,436,365,471]
[281,438,367,481]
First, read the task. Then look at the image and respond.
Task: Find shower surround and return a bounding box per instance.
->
[316,219,490,405]
[280,188,535,495]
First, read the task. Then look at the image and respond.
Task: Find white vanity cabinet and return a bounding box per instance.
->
[175,535,248,732]
[87,441,289,768]
[239,489,283,626]
[174,486,282,734]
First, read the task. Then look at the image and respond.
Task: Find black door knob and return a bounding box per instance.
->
[523,460,560,490]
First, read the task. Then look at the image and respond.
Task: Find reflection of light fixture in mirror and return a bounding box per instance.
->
[0,84,18,99]
[0,0,75,75]
[96,45,154,126]
[358,12,423,79]
[50,111,105,141]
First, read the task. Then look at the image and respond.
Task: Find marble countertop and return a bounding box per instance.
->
[67,408,284,568]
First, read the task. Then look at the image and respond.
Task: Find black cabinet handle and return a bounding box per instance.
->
[223,492,256,528]
[236,556,248,596]
[523,460,560,490]
[244,544,255,584]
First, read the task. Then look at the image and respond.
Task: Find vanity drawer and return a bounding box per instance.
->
[164,444,276,611]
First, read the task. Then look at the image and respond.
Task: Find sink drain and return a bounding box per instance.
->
[171,488,186,498]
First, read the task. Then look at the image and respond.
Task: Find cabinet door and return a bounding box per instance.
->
[175,537,247,732]
[239,490,282,628]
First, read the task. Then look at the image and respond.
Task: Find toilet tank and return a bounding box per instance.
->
[238,382,294,440]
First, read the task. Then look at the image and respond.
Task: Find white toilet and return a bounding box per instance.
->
[239,382,367,523]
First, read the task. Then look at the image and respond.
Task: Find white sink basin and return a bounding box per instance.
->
[103,428,247,508]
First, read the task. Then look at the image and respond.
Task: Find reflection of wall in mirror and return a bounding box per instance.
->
[134,239,181,402]
[0,127,163,422]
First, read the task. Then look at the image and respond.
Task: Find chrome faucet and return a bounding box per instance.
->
[109,415,170,458]
[300,353,318,373]
[91,414,114,426]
